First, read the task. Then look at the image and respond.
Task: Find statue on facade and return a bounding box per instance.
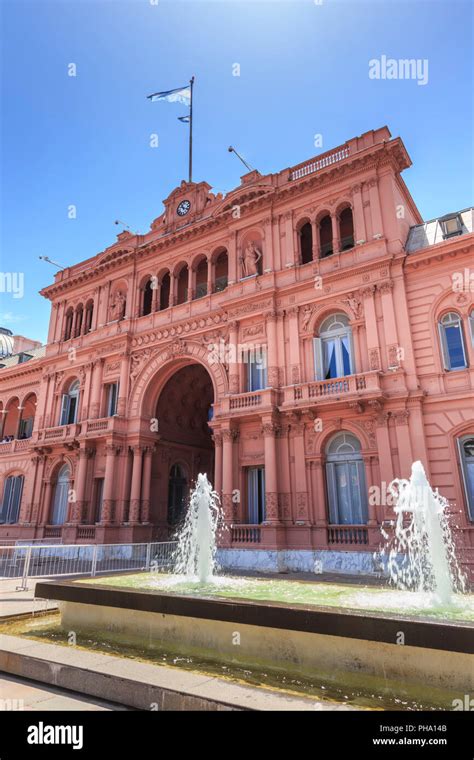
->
[241,241,262,278]
[110,290,126,321]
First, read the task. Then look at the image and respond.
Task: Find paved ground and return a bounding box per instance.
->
[0,576,58,619]
[0,673,130,711]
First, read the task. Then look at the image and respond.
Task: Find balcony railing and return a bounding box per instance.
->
[290,145,350,181]
[283,371,382,406]
[231,525,261,544]
[327,525,369,546]
[0,438,33,455]
[218,388,279,416]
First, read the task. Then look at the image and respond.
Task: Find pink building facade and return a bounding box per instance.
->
[1,126,473,579]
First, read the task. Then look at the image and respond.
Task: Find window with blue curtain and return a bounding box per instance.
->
[458,436,474,522]
[325,433,368,525]
[50,465,70,525]
[314,313,354,381]
[439,313,468,371]
[0,475,24,523]
[247,467,266,524]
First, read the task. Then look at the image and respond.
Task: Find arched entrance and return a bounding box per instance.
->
[153,363,214,534]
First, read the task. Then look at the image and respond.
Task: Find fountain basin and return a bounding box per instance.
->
[35,577,474,695]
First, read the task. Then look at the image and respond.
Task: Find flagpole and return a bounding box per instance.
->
[188,76,194,183]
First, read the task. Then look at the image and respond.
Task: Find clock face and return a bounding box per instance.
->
[177,199,191,217]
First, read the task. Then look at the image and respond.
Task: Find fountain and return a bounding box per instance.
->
[32,468,474,706]
[173,473,220,583]
[381,461,466,605]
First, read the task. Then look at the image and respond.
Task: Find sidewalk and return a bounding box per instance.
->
[0,577,58,619]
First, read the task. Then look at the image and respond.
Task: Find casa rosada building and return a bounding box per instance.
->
[1,125,474,578]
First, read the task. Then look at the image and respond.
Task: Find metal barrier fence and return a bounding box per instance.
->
[0,541,177,591]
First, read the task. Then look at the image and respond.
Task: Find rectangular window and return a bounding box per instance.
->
[106,382,119,416]
[247,467,266,524]
[19,417,34,439]
[94,479,104,523]
[246,350,268,391]
[0,476,24,524]
[60,394,78,425]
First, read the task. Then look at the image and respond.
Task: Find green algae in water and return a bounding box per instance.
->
[0,612,460,712]
[81,572,474,623]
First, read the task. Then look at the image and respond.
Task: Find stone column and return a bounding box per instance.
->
[374,410,394,487]
[286,306,301,385]
[81,362,93,420]
[141,446,154,523]
[377,280,399,368]
[351,183,366,244]
[187,266,194,301]
[360,286,381,371]
[368,177,383,238]
[265,310,279,388]
[262,216,273,273]
[228,320,239,394]
[311,220,320,260]
[262,419,280,523]
[228,231,238,285]
[91,288,100,331]
[151,277,159,312]
[212,432,223,497]
[283,211,296,267]
[363,454,378,526]
[222,428,238,522]
[117,351,130,417]
[330,212,341,254]
[42,481,52,525]
[207,257,214,295]
[89,358,104,419]
[30,455,47,525]
[393,410,413,479]
[290,417,310,524]
[72,446,93,523]
[129,445,144,523]
[19,457,39,524]
[101,444,120,524]
[169,272,177,306]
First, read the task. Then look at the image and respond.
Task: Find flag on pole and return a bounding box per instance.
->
[177,115,190,123]
[147,85,191,106]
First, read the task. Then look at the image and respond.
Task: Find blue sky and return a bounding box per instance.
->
[1,0,472,344]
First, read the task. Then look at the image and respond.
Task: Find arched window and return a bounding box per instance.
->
[339,208,354,250]
[50,464,70,525]
[160,272,170,311]
[64,308,73,341]
[299,222,313,264]
[458,436,474,522]
[176,265,188,305]
[0,475,24,524]
[438,312,468,370]
[195,259,208,299]
[325,433,368,524]
[60,380,80,425]
[214,250,228,292]
[142,279,153,316]
[319,215,333,257]
[314,313,354,380]
[167,463,188,527]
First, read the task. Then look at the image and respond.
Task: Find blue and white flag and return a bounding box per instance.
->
[177,115,190,123]
[147,85,191,106]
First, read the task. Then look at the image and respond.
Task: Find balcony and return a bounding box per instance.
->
[217,388,280,417]
[35,416,127,446]
[327,525,368,546]
[0,437,33,456]
[280,371,383,410]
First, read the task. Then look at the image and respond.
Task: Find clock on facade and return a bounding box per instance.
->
[176,200,191,216]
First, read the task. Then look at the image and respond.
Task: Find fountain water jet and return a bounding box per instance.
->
[381,461,466,605]
[173,473,221,583]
